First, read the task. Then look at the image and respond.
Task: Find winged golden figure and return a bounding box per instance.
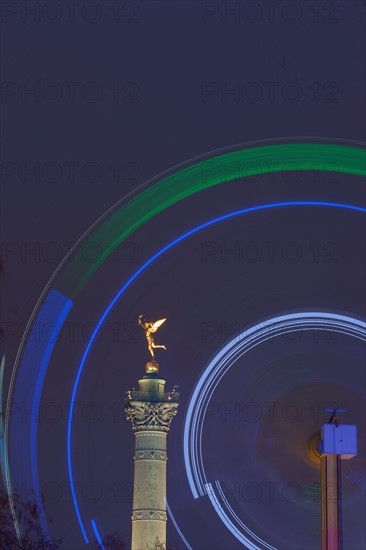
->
[138,315,167,360]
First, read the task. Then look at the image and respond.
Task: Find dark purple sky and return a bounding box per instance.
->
[1,2,365,549]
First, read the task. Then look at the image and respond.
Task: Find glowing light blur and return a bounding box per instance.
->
[184,313,366,549]
[68,203,365,544]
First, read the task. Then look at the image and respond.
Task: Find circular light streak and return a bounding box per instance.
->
[3,140,366,546]
[68,202,365,544]
[183,312,366,549]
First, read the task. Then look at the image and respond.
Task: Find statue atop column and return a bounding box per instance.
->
[138,315,167,372]
[126,316,179,549]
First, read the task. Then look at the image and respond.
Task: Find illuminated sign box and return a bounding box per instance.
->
[321,424,357,459]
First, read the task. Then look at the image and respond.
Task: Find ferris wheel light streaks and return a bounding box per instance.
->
[57,144,366,296]
[183,313,366,549]
[90,519,105,550]
[5,290,72,539]
[165,498,193,550]
[64,203,366,543]
[3,141,366,547]
[205,482,259,550]
[216,481,277,550]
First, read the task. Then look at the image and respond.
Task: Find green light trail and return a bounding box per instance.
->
[58,144,366,298]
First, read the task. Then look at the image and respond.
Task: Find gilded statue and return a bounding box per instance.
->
[138,315,167,360]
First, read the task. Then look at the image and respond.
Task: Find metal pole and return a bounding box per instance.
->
[321,453,341,550]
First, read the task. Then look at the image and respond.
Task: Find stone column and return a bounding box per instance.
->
[125,367,179,550]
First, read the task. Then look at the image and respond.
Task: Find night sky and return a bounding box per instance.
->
[1,2,366,549]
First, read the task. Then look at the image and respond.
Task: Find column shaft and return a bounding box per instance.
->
[131,431,167,550]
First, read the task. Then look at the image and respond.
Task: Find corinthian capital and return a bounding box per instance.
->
[125,401,178,432]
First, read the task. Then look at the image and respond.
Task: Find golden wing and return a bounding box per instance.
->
[150,318,166,333]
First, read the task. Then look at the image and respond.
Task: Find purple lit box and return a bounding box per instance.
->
[321,424,357,459]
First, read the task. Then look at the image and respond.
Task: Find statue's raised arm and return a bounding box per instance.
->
[138,315,167,360]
